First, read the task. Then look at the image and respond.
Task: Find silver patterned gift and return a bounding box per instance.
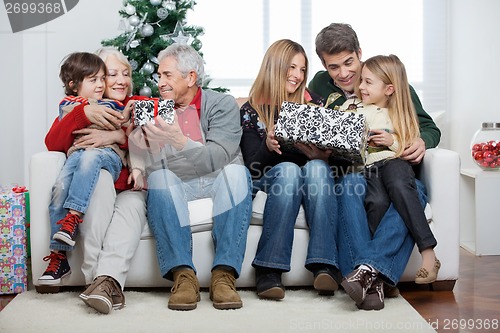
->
[133,98,175,126]
[274,101,369,164]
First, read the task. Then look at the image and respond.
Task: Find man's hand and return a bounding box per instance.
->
[295,143,332,162]
[72,128,126,149]
[142,114,187,151]
[401,137,426,164]
[84,104,127,130]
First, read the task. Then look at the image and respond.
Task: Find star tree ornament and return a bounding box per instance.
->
[161,21,191,45]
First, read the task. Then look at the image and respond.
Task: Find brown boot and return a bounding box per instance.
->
[169,269,200,311]
[210,268,242,310]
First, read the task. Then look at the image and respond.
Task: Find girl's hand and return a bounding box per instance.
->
[266,128,282,155]
[368,129,393,147]
[122,100,135,123]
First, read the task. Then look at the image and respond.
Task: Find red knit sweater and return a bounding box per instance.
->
[45,96,134,191]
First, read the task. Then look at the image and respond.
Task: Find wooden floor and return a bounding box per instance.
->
[2,248,499,333]
[401,248,500,333]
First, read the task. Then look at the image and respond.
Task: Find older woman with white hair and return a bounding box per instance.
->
[41,47,146,315]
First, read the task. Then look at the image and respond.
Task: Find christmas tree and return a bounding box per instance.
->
[102,0,213,97]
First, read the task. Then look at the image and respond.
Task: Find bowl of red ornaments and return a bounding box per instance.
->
[471,122,500,170]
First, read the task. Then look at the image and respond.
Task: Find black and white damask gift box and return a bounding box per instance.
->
[274,101,369,164]
[133,98,175,126]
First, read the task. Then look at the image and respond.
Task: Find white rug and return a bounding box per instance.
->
[0,289,435,333]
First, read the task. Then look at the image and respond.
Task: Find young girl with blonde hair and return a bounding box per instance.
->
[341,54,440,287]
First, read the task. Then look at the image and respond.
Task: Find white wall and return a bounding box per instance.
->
[0,0,123,186]
[1,0,499,186]
[0,8,23,187]
[449,0,500,170]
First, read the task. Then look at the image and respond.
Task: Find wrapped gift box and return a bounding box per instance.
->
[133,98,175,126]
[275,101,369,164]
[0,186,28,294]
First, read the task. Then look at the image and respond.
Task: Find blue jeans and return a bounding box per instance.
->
[252,160,339,272]
[48,148,122,251]
[147,164,252,280]
[337,172,427,286]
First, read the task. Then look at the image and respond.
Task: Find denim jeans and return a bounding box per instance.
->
[252,160,339,272]
[365,158,436,251]
[337,172,427,286]
[147,164,252,280]
[48,148,122,252]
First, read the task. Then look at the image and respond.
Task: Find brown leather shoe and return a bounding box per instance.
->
[169,269,200,311]
[210,269,243,310]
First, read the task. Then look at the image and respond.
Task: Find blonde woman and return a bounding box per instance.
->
[240,39,342,300]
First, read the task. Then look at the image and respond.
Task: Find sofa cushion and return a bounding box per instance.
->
[140,190,433,239]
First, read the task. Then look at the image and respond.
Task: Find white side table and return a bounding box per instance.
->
[460,167,500,255]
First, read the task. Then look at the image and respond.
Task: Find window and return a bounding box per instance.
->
[188,0,447,113]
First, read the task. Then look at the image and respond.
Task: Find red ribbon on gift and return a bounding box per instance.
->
[12,186,27,193]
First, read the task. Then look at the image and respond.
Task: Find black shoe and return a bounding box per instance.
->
[312,266,341,296]
[357,277,384,311]
[38,251,71,285]
[53,213,82,247]
[255,267,285,300]
[383,283,400,298]
[341,266,377,305]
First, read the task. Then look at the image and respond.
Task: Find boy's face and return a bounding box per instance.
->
[75,68,106,100]
[321,50,362,93]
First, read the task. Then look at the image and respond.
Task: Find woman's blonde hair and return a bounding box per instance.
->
[362,54,420,156]
[95,47,133,96]
[248,39,308,130]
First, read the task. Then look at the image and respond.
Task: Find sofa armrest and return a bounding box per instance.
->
[417,148,460,280]
[29,151,67,284]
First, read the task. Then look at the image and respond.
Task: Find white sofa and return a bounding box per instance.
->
[30,148,460,291]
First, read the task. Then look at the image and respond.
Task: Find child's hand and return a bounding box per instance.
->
[122,100,135,124]
[368,129,393,147]
[128,168,145,191]
[266,128,282,155]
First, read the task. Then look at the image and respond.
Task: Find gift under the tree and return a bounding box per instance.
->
[0,186,29,294]
[275,101,369,164]
[133,98,175,126]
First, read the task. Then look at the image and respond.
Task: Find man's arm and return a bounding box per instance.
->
[410,85,441,149]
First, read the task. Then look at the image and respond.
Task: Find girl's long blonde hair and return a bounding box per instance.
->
[363,55,420,156]
[248,39,308,130]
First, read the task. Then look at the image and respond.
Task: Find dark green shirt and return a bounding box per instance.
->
[308,71,441,149]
